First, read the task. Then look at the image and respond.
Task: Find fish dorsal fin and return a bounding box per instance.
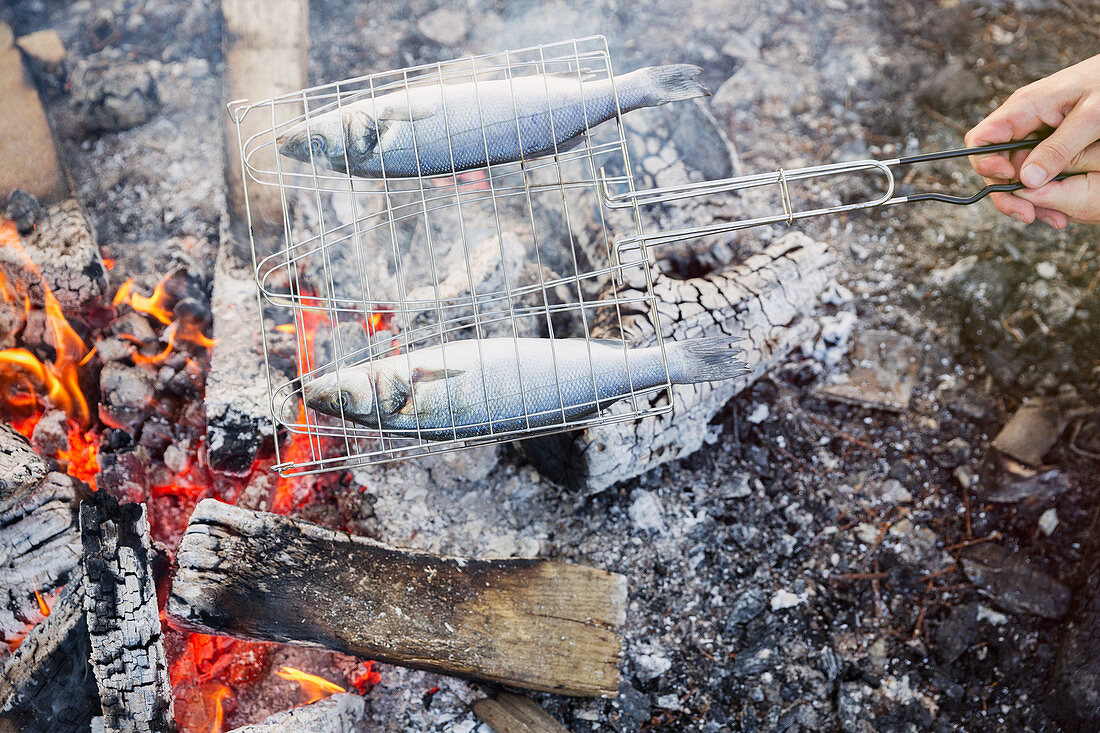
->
[411,366,464,383]
[377,103,438,122]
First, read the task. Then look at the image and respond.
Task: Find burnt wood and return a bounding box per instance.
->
[231,693,367,732]
[521,232,836,492]
[168,500,626,697]
[0,567,99,732]
[80,492,174,733]
[1,470,85,642]
[473,691,571,733]
[0,423,47,501]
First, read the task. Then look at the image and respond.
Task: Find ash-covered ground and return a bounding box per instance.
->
[5,0,1099,730]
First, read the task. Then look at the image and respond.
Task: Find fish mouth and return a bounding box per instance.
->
[275,133,288,146]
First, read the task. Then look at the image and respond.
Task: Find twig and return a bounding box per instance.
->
[804,413,883,455]
[946,533,1001,553]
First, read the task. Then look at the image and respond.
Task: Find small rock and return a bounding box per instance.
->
[935,602,979,664]
[880,479,913,504]
[954,465,975,490]
[718,473,753,500]
[635,653,672,681]
[1036,261,1057,280]
[960,543,1070,619]
[977,604,1009,626]
[1038,508,1059,536]
[746,403,769,424]
[992,397,1070,466]
[770,589,804,611]
[655,693,682,711]
[628,489,666,533]
[933,437,971,468]
[417,8,468,46]
[70,58,159,132]
[617,683,652,725]
[727,587,767,627]
[808,311,857,367]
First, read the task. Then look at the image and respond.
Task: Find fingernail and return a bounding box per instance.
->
[1021,163,1046,188]
[1012,212,1029,224]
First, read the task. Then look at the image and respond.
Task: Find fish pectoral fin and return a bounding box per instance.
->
[552,132,588,155]
[342,109,378,155]
[377,103,438,122]
[411,366,464,384]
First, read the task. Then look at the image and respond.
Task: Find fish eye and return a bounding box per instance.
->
[309,134,326,156]
[336,390,352,412]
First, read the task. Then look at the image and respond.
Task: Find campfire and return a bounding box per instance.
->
[0,208,369,731]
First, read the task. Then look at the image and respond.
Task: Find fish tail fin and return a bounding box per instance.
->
[669,336,750,383]
[638,64,710,106]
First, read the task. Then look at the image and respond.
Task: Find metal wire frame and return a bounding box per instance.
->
[230,36,674,475]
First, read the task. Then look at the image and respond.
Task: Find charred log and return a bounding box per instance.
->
[231,693,367,732]
[80,492,174,733]
[521,232,835,492]
[0,567,99,732]
[1,470,86,642]
[0,424,47,501]
[168,499,626,697]
[472,691,571,733]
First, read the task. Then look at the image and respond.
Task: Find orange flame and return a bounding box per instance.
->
[205,684,231,733]
[275,666,346,705]
[0,220,91,427]
[129,275,174,325]
[112,278,134,307]
[34,588,50,617]
[274,323,295,334]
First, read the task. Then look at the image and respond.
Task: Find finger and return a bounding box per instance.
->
[1034,207,1069,229]
[1015,172,1100,224]
[970,152,1016,179]
[1020,103,1100,187]
[1064,140,1100,175]
[988,190,1036,223]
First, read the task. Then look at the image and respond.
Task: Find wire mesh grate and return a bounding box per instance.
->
[229,36,676,475]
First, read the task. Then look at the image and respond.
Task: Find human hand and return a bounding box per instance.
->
[965,54,1100,228]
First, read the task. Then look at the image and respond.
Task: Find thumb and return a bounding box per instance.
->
[1019,104,1100,187]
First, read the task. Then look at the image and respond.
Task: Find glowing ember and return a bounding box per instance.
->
[5,587,58,653]
[275,666,346,705]
[176,681,232,733]
[347,660,382,694]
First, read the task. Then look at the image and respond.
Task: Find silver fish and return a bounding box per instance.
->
[277,64,708,178]
[304,336,748,440]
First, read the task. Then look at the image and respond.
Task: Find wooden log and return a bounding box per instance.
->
[80,492,174,733]
[0,471,85,642]
[206,0,308,473]
[0,567,99,732]
[222,0,308,234]
[0,23,68,204]
[473,692,571,733]
[231,693,367,732]
[521,232,836,492]
[2,198,110,315]
[168,499,626,697]
[0,423,47,502]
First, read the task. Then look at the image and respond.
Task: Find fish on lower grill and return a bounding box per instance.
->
[277,64,709,178]
[304,336,748,440]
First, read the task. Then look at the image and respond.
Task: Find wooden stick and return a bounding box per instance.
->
[473,692,571,733]
[0,567,99,732]
[80,492,174,733]
[168,500,626,697]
